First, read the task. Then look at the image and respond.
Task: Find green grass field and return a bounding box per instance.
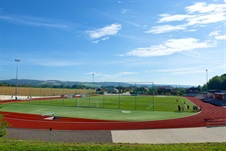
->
[1,95,197,121]
[16,95,194,111]
[1,139,225,151]
[0,139,225,151]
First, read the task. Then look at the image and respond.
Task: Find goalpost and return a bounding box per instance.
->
[76,81,155,111]
[131,82,155,111]
[77,97,100,108]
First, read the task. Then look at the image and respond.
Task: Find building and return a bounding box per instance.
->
[214,93,226,100]
[186,87,201,94]
[96,88,104,94]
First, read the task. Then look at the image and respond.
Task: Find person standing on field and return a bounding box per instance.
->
[178,105,181,112]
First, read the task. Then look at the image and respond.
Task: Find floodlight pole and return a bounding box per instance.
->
[135,82,137,110]
[118,83,121,109]
[152,82,154,111]
[92,73,94,83]
[206,69,208,92]
[15,59,20,99]
[92,73,95,95]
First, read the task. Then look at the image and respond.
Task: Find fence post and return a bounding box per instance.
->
[118,83,120,109]
[103,82,105,108]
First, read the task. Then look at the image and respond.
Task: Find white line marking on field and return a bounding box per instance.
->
[121,110,131,113]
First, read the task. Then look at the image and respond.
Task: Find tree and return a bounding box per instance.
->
[208,76,223,90]
[202,73,226,91]
[0,113,8,137]
[222,78,226,90]
[0,105,8,137]
[221,75,226,90]
[202,84,208,92]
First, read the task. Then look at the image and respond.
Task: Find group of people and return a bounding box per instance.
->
[177,99,201,112]
[11,95,17,100]
[177,99,189,112]
[177,104,189,112]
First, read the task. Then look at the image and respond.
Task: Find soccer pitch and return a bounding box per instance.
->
[23,95,194,111]
[1,95,197,121]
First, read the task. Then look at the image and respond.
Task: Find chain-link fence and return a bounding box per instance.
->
[2,82,155,111]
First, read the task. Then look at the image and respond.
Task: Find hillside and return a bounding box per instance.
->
[0,79,193,88]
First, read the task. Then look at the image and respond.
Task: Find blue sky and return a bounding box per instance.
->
[0,0,226,86]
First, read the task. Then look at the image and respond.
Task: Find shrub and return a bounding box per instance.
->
[0,106,8,137]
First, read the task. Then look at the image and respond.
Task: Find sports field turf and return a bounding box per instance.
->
[1,96,197,121]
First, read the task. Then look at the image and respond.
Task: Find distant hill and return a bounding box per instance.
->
[0,79,194,88]
[0,79,77,87]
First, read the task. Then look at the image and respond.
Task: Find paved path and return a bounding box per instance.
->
[5,128,112,143]
[112,127,226,144]
[5,126,226,144]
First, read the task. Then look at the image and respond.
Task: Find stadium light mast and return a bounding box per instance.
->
[92,73,95,95]
[152,82,154,111]
[206,69,208,93]
[92,73,95,84]
[15,59,20,99]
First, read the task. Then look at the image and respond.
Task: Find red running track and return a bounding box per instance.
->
[1,97,226,130]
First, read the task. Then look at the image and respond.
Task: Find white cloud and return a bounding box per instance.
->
[209,30,220,37]
[186,12,226,26]
[185,2,226,25]
[91,40,99,44]
[186,29,197,32]
[146,2,226,34]
[119,72,137,75]
[156,67,206,75]
[86,23,121,39]
[185,2,226,14]
[0,15,69,29]
[123,38,212,57]
[145,25,186,34]
[209,31,226,40]
[158,14,194,23]
[91,37,110,44]
[121,9,128,14]
[215,34,226,40]
[86,71,137,81]
[87,71,137,76]
[101,37,110,41]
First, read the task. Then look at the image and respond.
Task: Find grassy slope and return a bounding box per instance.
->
[0,139,225,151]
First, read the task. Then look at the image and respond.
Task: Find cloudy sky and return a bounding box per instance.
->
[0,0,225,86]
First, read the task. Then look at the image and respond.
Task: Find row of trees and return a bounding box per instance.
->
[125,86,186,96]
[202,74,226,91]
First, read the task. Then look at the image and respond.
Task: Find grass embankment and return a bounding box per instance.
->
[0,139,225,151]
